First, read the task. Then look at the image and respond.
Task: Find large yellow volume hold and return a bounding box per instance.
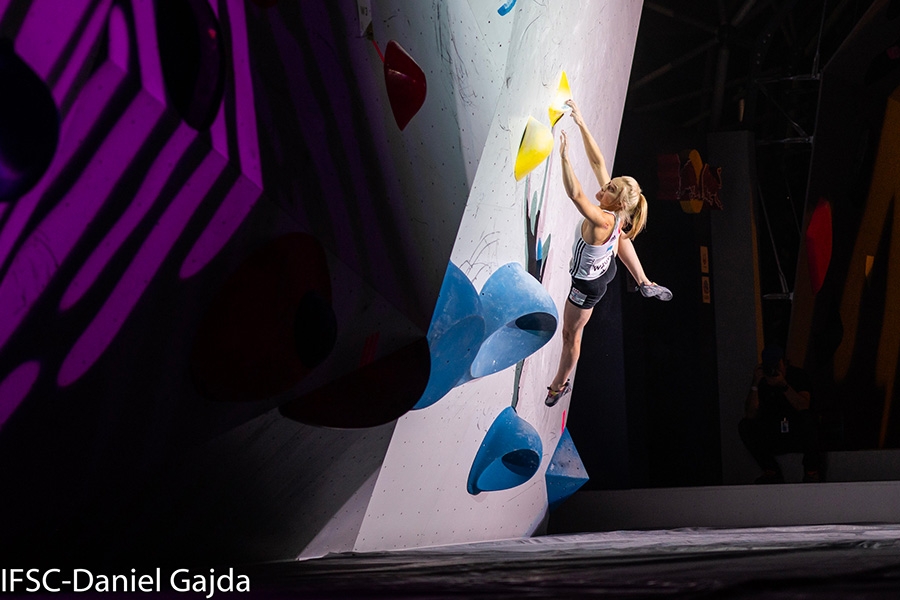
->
[514,116,553,180]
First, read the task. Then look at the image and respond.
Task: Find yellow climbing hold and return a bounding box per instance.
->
[680,149,704,214]
[515,116,553,180]
[548,71,572,127]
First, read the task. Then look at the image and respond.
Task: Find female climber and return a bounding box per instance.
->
[545,99,671,407]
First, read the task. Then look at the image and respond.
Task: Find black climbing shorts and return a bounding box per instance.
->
[567,259,616,309]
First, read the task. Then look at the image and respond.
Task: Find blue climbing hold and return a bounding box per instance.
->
[498,0,517,16]
[468,406,543,494]
[545,428,589,511]
[468,262,557,379]
[414,262,485,409]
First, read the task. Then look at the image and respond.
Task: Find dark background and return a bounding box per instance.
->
[568,0,900,490]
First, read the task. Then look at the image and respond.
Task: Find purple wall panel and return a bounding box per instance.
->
[0,91,164,350]
[107,5,131,70]
[50,0,113,107]
[0,0,439,565]
[132,0,166,102]
[61,122,197,309]
[180,174,262,279]
[0,360,39,428]
[224,0,262,187]
[0,61,127,271]
[14,0,95,81]
[58,150,229,387]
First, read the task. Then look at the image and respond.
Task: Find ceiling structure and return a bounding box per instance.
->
[627,0,879,135]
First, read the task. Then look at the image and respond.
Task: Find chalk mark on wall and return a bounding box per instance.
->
[458,230,500,284]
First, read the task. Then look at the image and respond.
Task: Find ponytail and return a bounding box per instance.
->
[612,176,647,240]
[624,192,648,240]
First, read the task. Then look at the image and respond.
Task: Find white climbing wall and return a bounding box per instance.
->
[303,0,642,555]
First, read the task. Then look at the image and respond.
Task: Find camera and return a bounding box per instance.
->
[764,363,779,377]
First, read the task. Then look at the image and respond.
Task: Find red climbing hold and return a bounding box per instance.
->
[384,40,426,131]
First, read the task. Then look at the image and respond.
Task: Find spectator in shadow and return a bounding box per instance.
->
[739,345,824,483]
